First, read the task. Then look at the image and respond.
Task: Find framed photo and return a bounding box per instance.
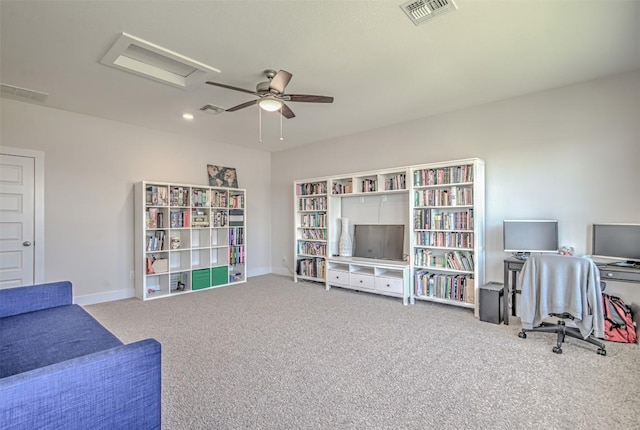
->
[207,165,238,188]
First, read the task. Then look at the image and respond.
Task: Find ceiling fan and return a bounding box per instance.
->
[205,69,333,119]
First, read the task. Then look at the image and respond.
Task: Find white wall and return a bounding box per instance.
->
[0,99,272,304]
[271,70,640,305]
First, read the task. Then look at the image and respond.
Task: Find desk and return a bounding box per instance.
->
[503,257,640,325]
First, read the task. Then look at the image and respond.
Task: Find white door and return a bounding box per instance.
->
[0,154,35,288]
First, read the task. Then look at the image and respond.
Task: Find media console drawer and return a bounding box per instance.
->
[375,276,403,295]
[327,269,350,286]
[350,273,375,290]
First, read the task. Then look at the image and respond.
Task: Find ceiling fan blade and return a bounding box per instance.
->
[269,70,292,94]
[286,94,334,103]
[226,99,258,112]
[280,103,296,119]
[206,81,257,95]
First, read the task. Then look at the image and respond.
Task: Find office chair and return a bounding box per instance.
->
[517,254,607,355]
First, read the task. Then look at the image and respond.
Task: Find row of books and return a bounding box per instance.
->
[415,231,474,248]
[414,271,475,304]
[332,182,353,195]
[413,165,474,187]
[229,245,245,265]
[212,210,228,227]
[297,241,327,256]
[300,212,327,228]
[359,178,377,193]
[413,249,474,271]
[298,196,327,211]
[296,182,327,196]
[296,257,326,279]
[145,231,166,251]
[445,251,475,271]
[413,208,474,230]
[229,194,244,209]
[191,189,209,207]
[169,187,190,207]
[414,186,473,207]
[146,185,168,206]
[301,228,327,240]
[170,210,190,228]
[384,173,406,191]
[145,185,244,208]
[146,208,164,229]
[148,208,247,229]
[211,191,227,208]
[229,209,244,226]
[229,227,244,246]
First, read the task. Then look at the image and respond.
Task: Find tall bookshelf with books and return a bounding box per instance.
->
[293,180,329,283]
[410,159,484,315]
[293,158,484,315]
[135,181,246,300]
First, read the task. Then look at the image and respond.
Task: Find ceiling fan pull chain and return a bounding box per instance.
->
[280,107,284,141]
[258,104,262,143]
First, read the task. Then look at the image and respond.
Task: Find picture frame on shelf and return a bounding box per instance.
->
[208,164,238,188]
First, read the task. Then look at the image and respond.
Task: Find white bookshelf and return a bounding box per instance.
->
[293,158,485,314]
[293,180,329,282]
[409,159,485,316]
[134,181,246,300]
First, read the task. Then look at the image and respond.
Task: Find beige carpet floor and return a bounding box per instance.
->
[85,274,640,430]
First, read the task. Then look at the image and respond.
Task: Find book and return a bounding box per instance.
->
[148,208,158,229]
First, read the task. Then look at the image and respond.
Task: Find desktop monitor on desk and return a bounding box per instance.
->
[592,223,640,268]
[503,220,559,260]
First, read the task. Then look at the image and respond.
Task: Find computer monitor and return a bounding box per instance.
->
[592,223,640,267]
[503,220,559,259]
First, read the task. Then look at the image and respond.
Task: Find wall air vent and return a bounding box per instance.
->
[200,104,225,114]
[400,0,457,26]
[100,32,220,90]
[0,83,49,102]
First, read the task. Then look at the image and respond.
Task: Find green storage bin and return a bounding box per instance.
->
[192,268,211,290]
[211,266,228,286]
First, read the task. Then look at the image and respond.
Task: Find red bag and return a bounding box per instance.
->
[602,293,637,343]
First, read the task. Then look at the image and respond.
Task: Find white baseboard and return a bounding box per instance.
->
[271,267,292,277]
[75,288,135,306]
[74,268,288,306]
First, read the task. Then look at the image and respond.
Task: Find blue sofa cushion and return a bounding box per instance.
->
[1,304,123,378]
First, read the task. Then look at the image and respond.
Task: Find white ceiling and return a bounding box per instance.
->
[1,1,639,152]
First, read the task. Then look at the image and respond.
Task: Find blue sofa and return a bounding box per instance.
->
[0,281,161,430]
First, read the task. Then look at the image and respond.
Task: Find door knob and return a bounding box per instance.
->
[22,241,32,247]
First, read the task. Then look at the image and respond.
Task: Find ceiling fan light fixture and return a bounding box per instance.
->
[259,97,282,112]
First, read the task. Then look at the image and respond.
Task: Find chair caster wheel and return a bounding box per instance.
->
[552,346,562,354]
[598,348,607,356]
[518,331,527,339]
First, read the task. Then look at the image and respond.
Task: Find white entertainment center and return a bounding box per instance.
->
[293,158,485,316]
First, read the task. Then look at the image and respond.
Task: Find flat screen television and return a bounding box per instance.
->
[592,223,640,267]
[503,220,559,259]
[353,224,404,261]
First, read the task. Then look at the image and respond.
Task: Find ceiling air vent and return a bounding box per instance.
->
[100,32,220,90]
[400,0,457,26]
[1,83,49,102]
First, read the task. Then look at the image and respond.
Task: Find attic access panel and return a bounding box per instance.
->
[100,32,220,90]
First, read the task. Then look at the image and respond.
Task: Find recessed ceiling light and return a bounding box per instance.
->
[182,113,194,121]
